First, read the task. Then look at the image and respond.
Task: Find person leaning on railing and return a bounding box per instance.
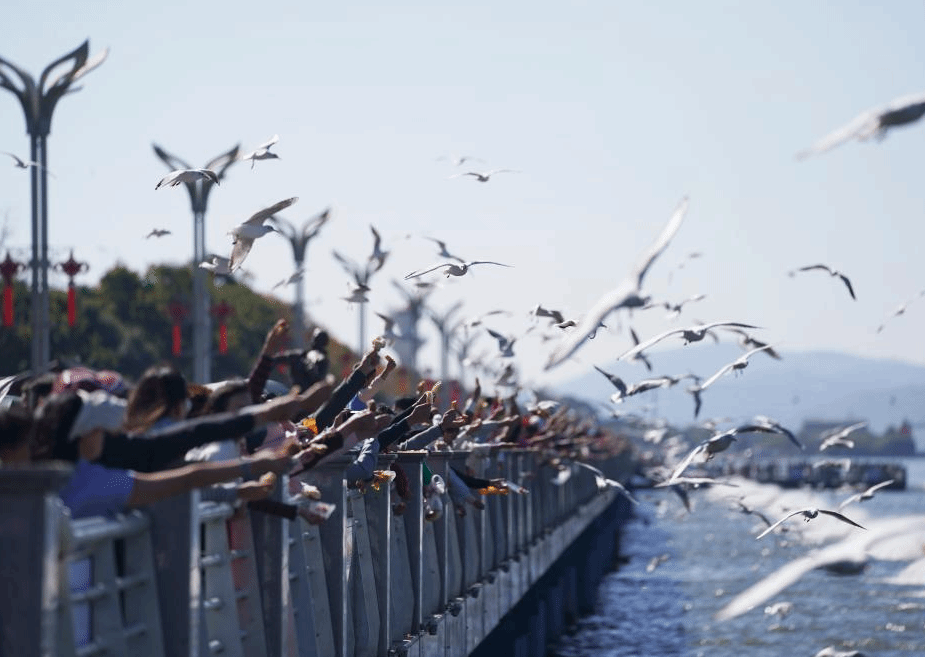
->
[18,389,333,519]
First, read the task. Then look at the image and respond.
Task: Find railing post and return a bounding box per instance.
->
[365,453,395,657]
[396,451,425,636]
[250,484,288,657]
[147,491,202,657]
[311,455,351,657]
[0,465,71,657]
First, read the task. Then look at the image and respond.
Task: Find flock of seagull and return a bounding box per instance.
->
[5,85,924,650]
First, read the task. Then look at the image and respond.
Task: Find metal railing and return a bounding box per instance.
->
[1,450,623,657]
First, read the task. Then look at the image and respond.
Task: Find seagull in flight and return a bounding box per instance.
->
[145,228,171,239]
[593,365,627,398]
[3,151,55,176]
[837,479,895,512]
[756,507,865,540]
[369,225,389,273]
[687,346,777,416]
[486,328,516,358]
[876,290,925,333]
[425,236,466,263]
[272,269,304,290]
[156,168,219,189]
[228,197,298,272]
[628,328,654,371]
[448,169,519,182]
[546,196,690,369]
[437,154,483,167]
[612,374,693,404]
[531,304,566,325]
[723,326,782,360]
[199,255,232,276]
[819,421,867,452]
[240,135,280,169]
[789,264,856,300]
[574,461,638,504]
[617,320,760,362]
[404,260,511,280]
[797,91,925,159]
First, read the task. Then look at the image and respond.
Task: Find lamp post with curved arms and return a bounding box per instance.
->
[152,143,239,383]
[269,207,331,348]
[427,299,464,409]
[389,279,432,373]
[0,40,107,372]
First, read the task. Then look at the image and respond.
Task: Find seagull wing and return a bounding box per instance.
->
[593,365,627,396]
[245,197,299,226]
[817,509,866,531]
[228,238,254,273]
[837,492,863,512]
[632,195,689,288]
[699,361,737,391]
[486,169,520,176]
[466,260,512,269]
[796,264,835,275]
[2,151,26,167]
[756,509,808,540]
[668,442,706,482]
[404,263,451,280]
[837,273,856,300]
[617,326,686,361]
[796,110,880,159]
[545,197,688,369]
[258,134,279,150]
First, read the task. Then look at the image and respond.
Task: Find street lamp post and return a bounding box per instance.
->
[153,143,239,383]
[390,279,431,374]
[269,207,331,348]
[0,40,107,372]
[427,300,464,409]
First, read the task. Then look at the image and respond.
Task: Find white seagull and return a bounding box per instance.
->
[156,168,219,189]
[687,345,775,417]
[818,421,867,452]
[240,135,280,169]
[545,196,689,369]
[272,269,304,290]
[756,507,865,540]
[228,197,298,272]
[837,479,895,512]
[617,320,760,362]
[486,328,516,358]
[425,236,466,263]
[199,255,232,276]
[2,151,55,177]
[448,169,519,182]
[145,228,171,239]
[797,91,925,159]
[404,260,511,280]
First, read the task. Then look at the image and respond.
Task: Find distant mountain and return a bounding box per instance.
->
[551,343,925,451]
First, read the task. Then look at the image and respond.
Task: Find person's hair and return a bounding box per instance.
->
[20,373,58,411]
[124,365,188,433]
[185,384,213,418]
[0,405,33,456]
[31,392,84,462]
[203,380,249,414]
[310,328,329,350]
[393,396,417,413]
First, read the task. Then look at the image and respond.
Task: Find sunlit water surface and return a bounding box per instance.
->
[553,458,925,657]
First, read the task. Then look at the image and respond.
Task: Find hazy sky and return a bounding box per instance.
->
[2,1,925,391]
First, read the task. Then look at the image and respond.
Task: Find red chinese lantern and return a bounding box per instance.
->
[210,301,234,355]
[168,301,189,357]
[0,252,25,327]
[54,250,89,327]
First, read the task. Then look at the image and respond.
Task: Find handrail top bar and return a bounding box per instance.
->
[0,463,72,493]
[199,501,236,522]
[70,511,150,544]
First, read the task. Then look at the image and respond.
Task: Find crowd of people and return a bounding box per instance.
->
[0,317,630,527]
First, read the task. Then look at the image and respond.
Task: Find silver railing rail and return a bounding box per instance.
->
[3,449,624,657]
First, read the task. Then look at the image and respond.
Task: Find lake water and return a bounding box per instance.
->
[553,458,925,656]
